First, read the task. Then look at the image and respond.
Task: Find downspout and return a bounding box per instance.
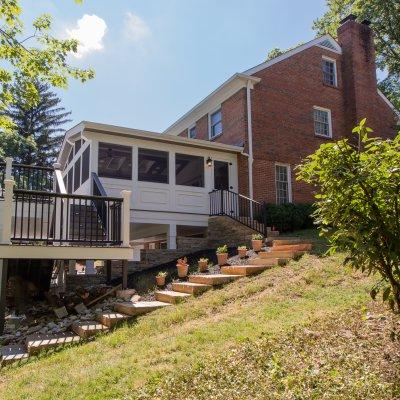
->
[246,81,254,200]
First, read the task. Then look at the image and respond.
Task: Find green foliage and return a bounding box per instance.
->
[297,119,400,311]
[259,203,314,233]
[216,245,228,254]
[0,0,93,132]
[265,42,304,61]
[1,81,71,165]
[313,0,400,111]
[251,233,263,240]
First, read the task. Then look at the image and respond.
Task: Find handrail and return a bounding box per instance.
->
[92,172,107,197]
[209,189,267,236]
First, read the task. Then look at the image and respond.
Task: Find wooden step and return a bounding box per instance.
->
[271,238,303,246]
[189,274,241,286]
[26,332,81,355]
[171,282,212,295]
[97,312,131,328]
[71,321,109,339]
[272,243,312,251]
[220,265,271,276]
[155,290,191,304]
[248,257,287,266]
[1,345,29,366]
[259,250,304,259]
[114,301,170,316]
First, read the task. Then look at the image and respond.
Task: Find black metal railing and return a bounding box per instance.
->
[11,189,122,246]
[92,172,109,232]
[12,164,54,192]
[209,189,267,236]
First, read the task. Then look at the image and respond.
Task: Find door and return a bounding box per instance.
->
[214,161,230,190]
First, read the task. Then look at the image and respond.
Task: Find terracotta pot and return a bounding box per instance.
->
[217,253,228,266]
[156,275,166,286]
[238,248,247,258]
[252,239,263,252]
[198,261,208,272]
[177,263,189,278]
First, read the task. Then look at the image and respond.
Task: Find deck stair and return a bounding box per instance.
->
[114,301,170,316]
[71,321,109,339]
[155,290,191,304]
[220,265,271,276]
[97,312,131,328]
[171,282,212,295]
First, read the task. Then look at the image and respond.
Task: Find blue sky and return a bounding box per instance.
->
[23,0,329,132]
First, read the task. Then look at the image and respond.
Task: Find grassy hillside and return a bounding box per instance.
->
[0,233,398,399]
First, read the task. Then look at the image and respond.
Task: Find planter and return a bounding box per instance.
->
[217,253,228,266]
[198,260,208,272]
[252,239,263,252]
[156,275,166,286]
[238,248,247,258]
[177,263,189,278]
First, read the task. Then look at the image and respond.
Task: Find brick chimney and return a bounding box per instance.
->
[337,14,380,134]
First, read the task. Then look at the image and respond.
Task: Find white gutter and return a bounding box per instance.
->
[246,81,254,200]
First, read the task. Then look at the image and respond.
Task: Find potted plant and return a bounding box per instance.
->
[176,257,189,278]
[198,257,209,273]
[252,233,264,252]
[216,245,228,266]
[237,245,247,258]
[156,271,167,286]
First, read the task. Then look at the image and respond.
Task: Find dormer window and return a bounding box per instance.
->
[209,108,222,139]
[322,57,337,86]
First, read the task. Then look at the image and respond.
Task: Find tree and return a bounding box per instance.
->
[313,0,400,110]
[297,119,400,311]
[2,81,71,165]
[0,0,93,154]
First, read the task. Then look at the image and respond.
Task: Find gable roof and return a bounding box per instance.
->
[243,34,342,76]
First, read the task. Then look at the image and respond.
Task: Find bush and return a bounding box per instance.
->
[257,202,314,232]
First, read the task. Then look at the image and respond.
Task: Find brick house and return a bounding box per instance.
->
[164,15,399,204]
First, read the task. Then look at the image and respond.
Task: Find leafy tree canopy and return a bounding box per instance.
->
[0,0,93,157]
[297,119,400,311]
[313,0,400,110]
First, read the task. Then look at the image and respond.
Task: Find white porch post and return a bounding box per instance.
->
[121,190,131,247]
[167,224,177,250]
[5,157,12,179]
[2,179,14,244]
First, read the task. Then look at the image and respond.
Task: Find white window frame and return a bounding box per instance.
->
[275,163,292,204]
[322,56,337,87]
[188,124,196,139]
[313,106,333,138]
[208,106,222,140]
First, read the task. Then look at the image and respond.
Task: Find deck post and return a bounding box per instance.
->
[121,190,131,247]
[122,260,128,289]
[2,179,14,244]
[167,224,177,250]
[0,259,9,335]
[5,157,12,179]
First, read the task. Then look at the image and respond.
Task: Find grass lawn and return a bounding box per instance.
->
[0,230,398,399]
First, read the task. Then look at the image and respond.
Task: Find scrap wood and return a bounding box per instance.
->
[86,284,122,308]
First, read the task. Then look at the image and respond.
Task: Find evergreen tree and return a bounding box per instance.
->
[2,81,72,165]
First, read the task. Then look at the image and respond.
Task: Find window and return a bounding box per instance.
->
[275,165,291,205]
[81,146,90,184]
[209,109,222,139]
[74,139,82,155]
[67,147,73,164]
[175,153,204,187]
[313,107,332,138]
[67,167,73,193]
[98,143,132,180]
[138,148,169,184]
[188,125,196,139]
[322,58,337,86]
[74,157,81,191]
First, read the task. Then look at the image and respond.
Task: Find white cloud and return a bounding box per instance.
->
[67,14,107,58]
[124,12,150,42]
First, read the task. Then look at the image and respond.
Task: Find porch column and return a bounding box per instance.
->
[85,260,96,275]
[167,224,177,250]
[0,259,9,335]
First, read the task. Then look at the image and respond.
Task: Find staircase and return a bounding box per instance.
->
[0,236,312,367]
[69,204,106,242]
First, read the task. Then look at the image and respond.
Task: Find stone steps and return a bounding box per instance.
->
[0,345,29,366]
[71,321,109,339]
[26,332,81,355]
[155,290,191,304]
[189,274,241,286]
[114,301,171,316]
[220,265,271,276]
[171,282,212,295]
[97,312,131,328]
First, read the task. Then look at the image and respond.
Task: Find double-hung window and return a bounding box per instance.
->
[275,164,291,204]
[209,109,222,139]
[313,107,332,138]
[322,58,337,86]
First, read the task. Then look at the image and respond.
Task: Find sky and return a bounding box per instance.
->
[22,0,329,133]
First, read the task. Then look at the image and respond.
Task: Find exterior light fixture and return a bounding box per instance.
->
[206,157,213,167]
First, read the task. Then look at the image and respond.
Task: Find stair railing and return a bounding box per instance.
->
[209,189,268,236]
